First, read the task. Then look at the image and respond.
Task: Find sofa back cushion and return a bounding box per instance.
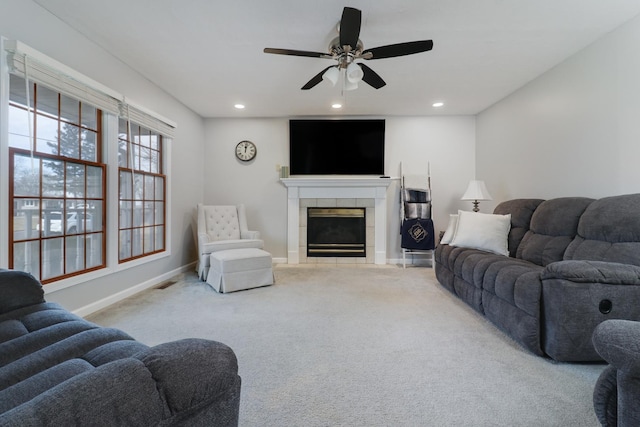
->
[493,199,544,257]
[564,194,640,266]
[516,197,594,266]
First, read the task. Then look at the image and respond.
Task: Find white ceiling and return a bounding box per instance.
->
[33,0,640,118]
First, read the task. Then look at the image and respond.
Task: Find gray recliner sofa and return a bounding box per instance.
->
[0,269,241,426]
[435,193,640,362]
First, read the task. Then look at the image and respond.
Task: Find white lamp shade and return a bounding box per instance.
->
[461,180,493,201]
[322,66,340,86]
[346,62,364,83]
[344,78,358,91]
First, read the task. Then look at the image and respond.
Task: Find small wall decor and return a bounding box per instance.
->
[235,140,257,162]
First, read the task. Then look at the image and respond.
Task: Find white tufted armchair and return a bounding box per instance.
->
[196,204,264,280]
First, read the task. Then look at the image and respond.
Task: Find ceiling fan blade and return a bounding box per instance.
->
[264,48,333,59]
[363,40,433,60]
[301,66,334,90]
[358,64,386,89]
[339,7,362,49]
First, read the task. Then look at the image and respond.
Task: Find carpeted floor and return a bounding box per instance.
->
[88,265,604,427]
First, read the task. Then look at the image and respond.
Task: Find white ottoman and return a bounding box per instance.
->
[206,248,273,293]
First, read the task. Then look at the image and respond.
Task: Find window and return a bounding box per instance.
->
[4,40,175,287]
[9,75,106,283]
[118,119,165,262]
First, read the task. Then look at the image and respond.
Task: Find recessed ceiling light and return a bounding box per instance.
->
[234,104,245,109]
[331,103,342,109]
[432,102,444,108]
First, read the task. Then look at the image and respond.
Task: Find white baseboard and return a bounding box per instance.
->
[73,262,197,318]
[272,257,288,264]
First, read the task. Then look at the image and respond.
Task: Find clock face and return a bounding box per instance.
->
[235,140,257,162]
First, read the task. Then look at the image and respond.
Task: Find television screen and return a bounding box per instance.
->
[289,119,385,175]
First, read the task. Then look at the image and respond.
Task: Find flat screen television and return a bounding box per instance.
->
[289,119,385,175]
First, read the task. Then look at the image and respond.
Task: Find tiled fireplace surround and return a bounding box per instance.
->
[281,177,392,265]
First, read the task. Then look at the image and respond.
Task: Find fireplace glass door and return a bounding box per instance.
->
[307,208,366,257]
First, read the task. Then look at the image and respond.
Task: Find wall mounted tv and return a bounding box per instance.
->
[289,119,385,175]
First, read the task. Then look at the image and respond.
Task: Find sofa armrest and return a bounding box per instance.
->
[135,338,241,426]
[241,230,260,240]
[0,359,165,426]
[593,319,640,372]
[198,232,212,248]
[593,320,640,427]
[541,260,640,285]
[540,260,640,362]
[0,270,45,315]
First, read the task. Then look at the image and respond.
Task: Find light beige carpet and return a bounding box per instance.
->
[88,265,604,427]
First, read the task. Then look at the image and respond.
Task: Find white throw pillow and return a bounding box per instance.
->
[449,210,511,256]
[440,214,459,244]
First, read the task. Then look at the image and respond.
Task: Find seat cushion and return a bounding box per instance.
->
[210,248,272,273]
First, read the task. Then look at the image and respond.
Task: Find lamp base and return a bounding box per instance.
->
[472,200,480,212]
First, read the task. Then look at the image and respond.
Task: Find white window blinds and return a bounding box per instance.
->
[5,40,176,138]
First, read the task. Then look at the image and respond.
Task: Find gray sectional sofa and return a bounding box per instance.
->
[435,193,640,362]
[0,269,241,426]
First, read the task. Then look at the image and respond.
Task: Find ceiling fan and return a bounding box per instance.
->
[263,6,434,91]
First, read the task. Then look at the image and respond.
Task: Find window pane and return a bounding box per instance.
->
[144,175,154,200]
[154,226,164,251]
[132,228,143,257]
[65,235,84,273]
[144,226,154,253]
[155,177,164,200]
[89,201,103,232]
[155,202,164,225]
[13,241,40,278]
[35,85,58,118]
[81,130,97,162]
[13,200,40,241]
[41,208,63,237]
[13,154,40,197]
[120,201,132,228]
[65,163,85,199]
[133,174,144,200]
[150,134,159,150]
[144,201,154,226]
[60,95,79,125]
[150,150,159,174]
[119,171,132,199]
[140,147,151,172]
[35,115,59,154]
[119,229,131,260]
[87,233,102,268]
[87,166,103,198]
[59,123,80,159]
[133,201,143,227]
[81,103,97,130]
[10,75,34,108]
[8,104,31,149]
[118,139,128,167]
[42,237,64,280]
[42,160,64,197]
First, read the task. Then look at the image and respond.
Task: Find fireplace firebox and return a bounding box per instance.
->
[307,208,366,257]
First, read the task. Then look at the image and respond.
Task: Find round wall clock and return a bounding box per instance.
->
[235,140,257,162]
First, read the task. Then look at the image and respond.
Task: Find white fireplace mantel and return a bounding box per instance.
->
[281,176,392,264]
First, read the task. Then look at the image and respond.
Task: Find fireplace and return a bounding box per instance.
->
[280,177,391,264]
[307,208,366,257]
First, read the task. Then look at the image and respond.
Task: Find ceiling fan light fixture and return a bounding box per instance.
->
[322,66,340,86]
[344,78,358,91]
[346,62,364,83]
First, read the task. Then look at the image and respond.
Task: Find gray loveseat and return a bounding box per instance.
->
[435,193,640,362]
[0,269,241,426]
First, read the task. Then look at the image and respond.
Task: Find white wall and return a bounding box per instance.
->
[1,1,205,312]
[204,116,476,261]
[476,14,640,209]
